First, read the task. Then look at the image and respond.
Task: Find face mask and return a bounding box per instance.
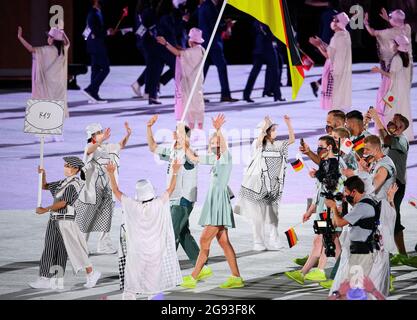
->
[387,121,397,134]
[330,21,337,31]
[325,125,334,134]
[317,146,325,155]
[345,195,354,205]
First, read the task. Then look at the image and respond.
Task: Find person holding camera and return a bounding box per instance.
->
[285,136,342,284]
[328,176,398,299]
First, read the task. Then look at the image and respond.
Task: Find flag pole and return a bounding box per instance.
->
[37,135,45,207]
[180,0,229,123]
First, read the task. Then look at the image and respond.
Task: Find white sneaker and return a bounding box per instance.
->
[122,291,136,300]
[253,244,267,251]
[131,82,143,98]
[96,246,117,255]
[29,277,52,289]
[84,271,101,288]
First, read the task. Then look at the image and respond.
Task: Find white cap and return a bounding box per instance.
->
[135,179,156,202]
[172,0,186,9]
[86,123,103,139]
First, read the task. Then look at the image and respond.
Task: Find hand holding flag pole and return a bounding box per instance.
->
[114,6,129,33]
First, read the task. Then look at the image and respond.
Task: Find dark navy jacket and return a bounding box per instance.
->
[252,21,275,56]
[86,8,107,54]
[198,0,222,49]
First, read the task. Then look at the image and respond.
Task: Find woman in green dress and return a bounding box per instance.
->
[180,114,244,289]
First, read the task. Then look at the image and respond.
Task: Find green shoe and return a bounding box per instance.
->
[293,255,309,266]
[305,268,327,282]
[319,279,334,289]
[180,275,197,289]
[390,254,407,266]
[284,270,305,285]
[403,256,417,268]
[197,266,213,281]
[390,274,395,293]
[219,276,244,289]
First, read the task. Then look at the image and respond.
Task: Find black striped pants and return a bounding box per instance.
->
[39,219,68,278]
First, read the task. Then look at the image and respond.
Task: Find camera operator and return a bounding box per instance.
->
[325,176,378,285]
[285,136,343,284]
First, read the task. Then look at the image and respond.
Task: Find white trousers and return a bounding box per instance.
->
[240,198,280,247]
[84,231,114,251]
[58,220,92,274]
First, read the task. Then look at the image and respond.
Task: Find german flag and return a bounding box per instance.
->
[285,227,298,248]
[228,0,304,100]
[291,159,304,172]
[352,135,365,152]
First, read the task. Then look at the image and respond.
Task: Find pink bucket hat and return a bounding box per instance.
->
[389,9,406,27]
[394,34,410,53]
[48,27,64,41]
[335,12,350,30]
[188,28,204,44]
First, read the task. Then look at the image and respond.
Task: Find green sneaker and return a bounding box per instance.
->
[197,266,213,281]
[293,255,309,266]
[284,270,305,285]
[305,268,327,282]
[390,254,408,266]
[403,255,417,268]
[219,276,244,289]
[389,274,395,293]
[319,279,334,289]
[180,275,197,289]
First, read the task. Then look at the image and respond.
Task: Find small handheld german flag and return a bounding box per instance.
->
[285,227,298,248]
[352,135,365,152]
[291,158,304,172]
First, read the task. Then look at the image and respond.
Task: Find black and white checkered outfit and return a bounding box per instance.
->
[322,69,334,99]
[39,177,82,278]
[239,140,289,207]
[118,223,127,290]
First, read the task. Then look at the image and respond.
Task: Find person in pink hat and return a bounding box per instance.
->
[370,35,414,141]
[309,12,352,112]
[157,28,206,132]
[17,26,70,142]
[364,8,413,130]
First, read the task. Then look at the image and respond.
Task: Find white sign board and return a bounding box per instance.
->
[24,99,65,135]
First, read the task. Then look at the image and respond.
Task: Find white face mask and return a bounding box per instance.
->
[330,22,337,31]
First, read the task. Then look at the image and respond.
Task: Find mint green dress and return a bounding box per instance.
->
[198,150,235,228]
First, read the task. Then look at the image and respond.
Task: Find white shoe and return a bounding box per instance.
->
[29,277,52,289]
[253,244,267,251]
[131,82,143,98]
[96,246,117,255]
[84,271,101,288]
[122,291,136,300]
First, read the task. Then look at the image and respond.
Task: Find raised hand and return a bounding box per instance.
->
[147,115,158,127]
[364,12,369,25]
[17,26,23,39]
[212,113,226,130]
[38,166,45,174]
[102,128,111,142]
[299,141,311,154]
[106,162,116,174]
[379,8,389,22]
[284,115,291,124]
[156,36,167,46]
[124,121,132,135]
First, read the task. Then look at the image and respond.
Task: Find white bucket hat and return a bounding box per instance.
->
[135,179,156,202]
[86,123,103,139]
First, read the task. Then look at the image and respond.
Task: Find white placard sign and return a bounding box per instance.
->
[24,99,65,135]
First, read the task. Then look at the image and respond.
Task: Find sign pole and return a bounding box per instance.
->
[37,135,45,207]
